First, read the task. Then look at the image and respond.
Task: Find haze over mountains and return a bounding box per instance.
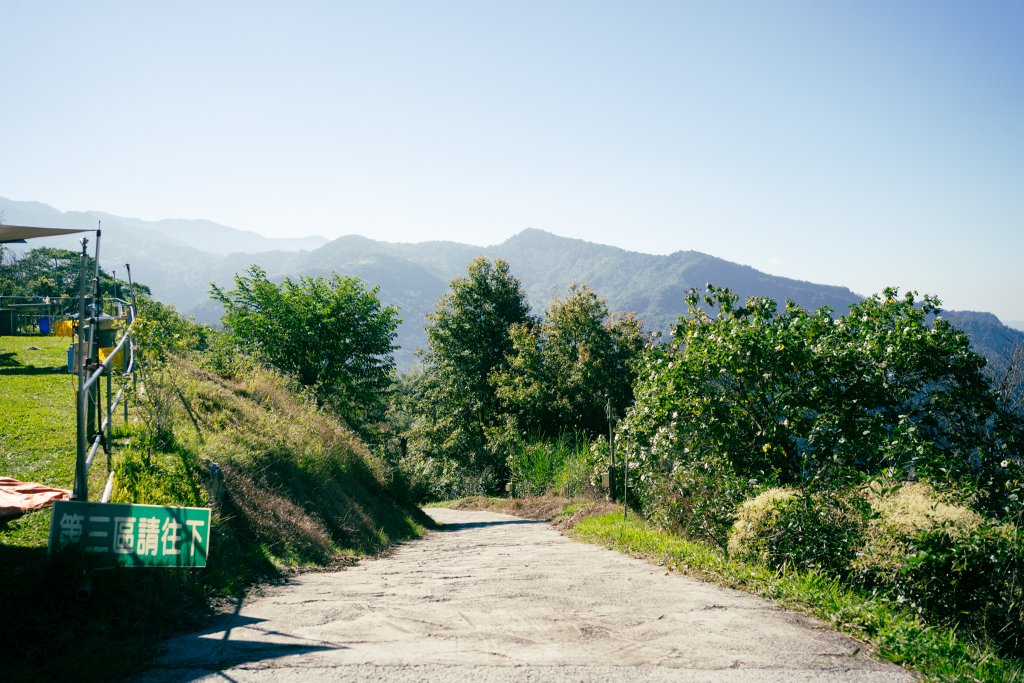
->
[3,196,1022,372]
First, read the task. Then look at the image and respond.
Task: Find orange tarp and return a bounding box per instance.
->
[0,477,71,518]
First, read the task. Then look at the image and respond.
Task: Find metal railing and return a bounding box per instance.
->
[74,299,137,502]
[72,232,141,502]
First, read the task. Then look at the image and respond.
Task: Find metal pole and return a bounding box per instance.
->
[607,398,615,471]
[105,366,112,461]
[92,224,102,294]
[73,238,90,501]
[86,228,102,486]
[623,435,629,519]
[124,263,137,425]
[124,264,137,309]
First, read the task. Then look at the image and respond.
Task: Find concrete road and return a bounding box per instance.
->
[137,508,914,682]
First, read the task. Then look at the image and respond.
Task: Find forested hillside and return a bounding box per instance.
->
[4,196,1022,371]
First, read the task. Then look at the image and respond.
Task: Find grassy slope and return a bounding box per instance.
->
[0,338,428,682]
[160,359,432,570]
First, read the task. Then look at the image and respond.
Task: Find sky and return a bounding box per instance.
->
[2,1,1022,321]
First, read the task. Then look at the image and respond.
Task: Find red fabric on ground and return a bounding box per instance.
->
[0,477,71,518]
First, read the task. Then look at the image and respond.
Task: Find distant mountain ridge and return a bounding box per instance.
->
[0,196,328,254]
[3,196,1022,372]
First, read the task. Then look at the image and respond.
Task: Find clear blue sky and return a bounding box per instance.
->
[2,1,1022,320]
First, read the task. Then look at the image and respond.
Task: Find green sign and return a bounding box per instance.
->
[48,501,210,568]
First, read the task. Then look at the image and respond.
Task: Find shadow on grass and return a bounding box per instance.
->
[0,365,66,376]
[0,541,48,574]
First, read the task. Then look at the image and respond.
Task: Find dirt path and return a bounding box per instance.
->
[137,508,913,682]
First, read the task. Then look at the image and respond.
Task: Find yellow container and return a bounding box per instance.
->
[99,346,124,371]
[54,319,76,337]
[67,345,125,372]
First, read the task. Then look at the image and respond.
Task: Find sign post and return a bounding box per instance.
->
[48,500,210,568]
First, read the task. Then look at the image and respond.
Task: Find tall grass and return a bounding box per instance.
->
[507,433,596,498]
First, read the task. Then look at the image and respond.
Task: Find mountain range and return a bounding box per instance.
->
[3,196,1022,373]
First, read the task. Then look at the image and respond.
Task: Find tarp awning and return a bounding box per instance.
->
[0,225,94,244]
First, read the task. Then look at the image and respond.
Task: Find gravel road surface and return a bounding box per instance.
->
[137,507,914,682]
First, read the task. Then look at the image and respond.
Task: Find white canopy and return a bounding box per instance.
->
[0,225,94,244]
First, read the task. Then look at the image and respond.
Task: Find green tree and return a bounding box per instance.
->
[210,265,399,433]
[0,245,14,296]
[0,247,150,299]
[414,257,533,487]
[494,283,644,437]
[622,285,1015,541]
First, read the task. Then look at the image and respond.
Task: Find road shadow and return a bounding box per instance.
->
[438,519,545,532]
[137,597,345,682]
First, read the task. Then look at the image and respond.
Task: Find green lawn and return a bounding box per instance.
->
[1,335,76,481]
[0,334,81,546]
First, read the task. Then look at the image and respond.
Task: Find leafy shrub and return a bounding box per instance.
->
[849,480,1024,658]
[973,449,1024,523]
[132,295,208,363]
[852,481,983,585]
[728,487,868,576]
[398,451,500,503]
[729,487,797,559]
[621,285,1013,501]
[199,329,257,380]
[899,523,1024,659]
[640,447,755,547]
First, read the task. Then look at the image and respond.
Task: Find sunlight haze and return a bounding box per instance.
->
[2,1,1021,320]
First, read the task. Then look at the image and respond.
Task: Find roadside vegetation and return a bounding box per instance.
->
[0,249,426,682]
[400,258,1024,680]
[4,243,1024,681]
